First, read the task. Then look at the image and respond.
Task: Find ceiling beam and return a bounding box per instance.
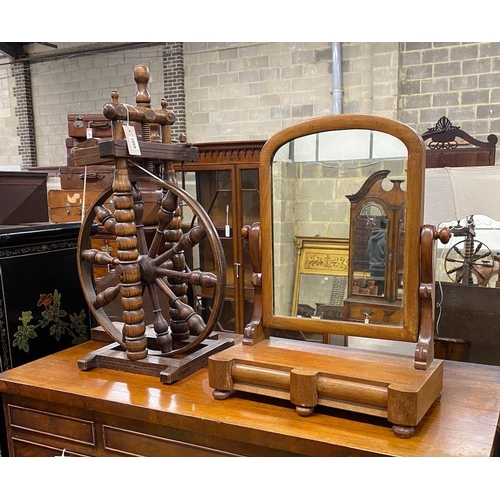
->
[0,43,27,59]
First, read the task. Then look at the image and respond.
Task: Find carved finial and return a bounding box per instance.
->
[161,98,167,109]
[435,227,451,244]
[111,90,119,104]
[134,64,151,108]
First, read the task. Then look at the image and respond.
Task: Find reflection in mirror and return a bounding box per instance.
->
[271,129,407,327]
[353,203,388,297]
[435,214,500,287]
[291,237,349,321]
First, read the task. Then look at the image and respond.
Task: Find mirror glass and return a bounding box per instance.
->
[353,203,388,297]
[271,129,407,326]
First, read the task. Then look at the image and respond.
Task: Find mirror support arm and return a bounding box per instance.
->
[242,222,266,345]
[415,225,451,369]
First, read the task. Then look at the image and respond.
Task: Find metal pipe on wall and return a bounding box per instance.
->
[331,42,343,115]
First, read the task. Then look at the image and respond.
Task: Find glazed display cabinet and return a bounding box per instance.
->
[174,141,265,334]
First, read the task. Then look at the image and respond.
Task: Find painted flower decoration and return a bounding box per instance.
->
[37,293,54,309]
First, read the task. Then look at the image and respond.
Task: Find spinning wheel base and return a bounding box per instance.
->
[78,327,234,384]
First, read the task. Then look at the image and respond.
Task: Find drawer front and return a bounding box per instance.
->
[344,303,402,325]
[3,397,243,457]
[8,404,96,446]
[102,425,237,457]
[11,439,87,457]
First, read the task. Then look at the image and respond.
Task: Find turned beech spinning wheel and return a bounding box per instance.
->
[444,216,495,285]
[76,65,231,382]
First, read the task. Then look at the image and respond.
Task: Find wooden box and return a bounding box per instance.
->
[66,137,115,167]
[47,189,104,223]
[59,165,115,190]
[48,188,162,225]
[68,113,112,140]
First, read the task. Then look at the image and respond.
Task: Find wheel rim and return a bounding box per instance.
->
[77,172,226,358]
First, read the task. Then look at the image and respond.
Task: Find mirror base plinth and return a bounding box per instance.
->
[208,337,443,437]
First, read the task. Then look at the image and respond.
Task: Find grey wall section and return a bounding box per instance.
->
[0,42,499,168]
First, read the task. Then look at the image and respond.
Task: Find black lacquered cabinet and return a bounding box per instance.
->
[0,222,93,373]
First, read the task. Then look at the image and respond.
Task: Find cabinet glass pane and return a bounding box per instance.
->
[196,171,232,228]
[241,169,258,189]
[240,169,259,226]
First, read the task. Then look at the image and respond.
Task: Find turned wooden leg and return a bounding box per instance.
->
[392,425,415,438]
[296,406,314,417]
[213,389,232,400]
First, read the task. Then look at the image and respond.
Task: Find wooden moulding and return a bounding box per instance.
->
[79,330,234,384]
[72,140,199,166]
[209,338,444,438]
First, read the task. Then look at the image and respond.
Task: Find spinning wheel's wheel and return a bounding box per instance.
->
[78,173,226,360]
[444,238,494,285]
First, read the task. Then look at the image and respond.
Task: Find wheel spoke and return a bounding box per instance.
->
[156,267,218,288]
[154,225,207,267]
[93,283,121,309]
[154,277,206,337]
[146,282,172,353]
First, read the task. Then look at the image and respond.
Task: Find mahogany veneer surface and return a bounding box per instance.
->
[0,339,499,457]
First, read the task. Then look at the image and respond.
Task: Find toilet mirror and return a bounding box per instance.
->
[258,115,425,342]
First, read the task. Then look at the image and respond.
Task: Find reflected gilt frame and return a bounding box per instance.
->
[291,237,349,317]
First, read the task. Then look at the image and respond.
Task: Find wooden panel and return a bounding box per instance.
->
[8,404,95,445]
[11,439,87,457]
[194,140,266,164]
[102,425,237,457]
[426,148,494,168]
[435,283,500,365]
[73,140,199,165]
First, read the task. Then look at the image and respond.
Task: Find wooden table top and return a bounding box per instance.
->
[1,339,499,457]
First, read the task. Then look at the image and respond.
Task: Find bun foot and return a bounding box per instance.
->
[213,389,232,400]
[296,405,314,417]
[392,425,414,438]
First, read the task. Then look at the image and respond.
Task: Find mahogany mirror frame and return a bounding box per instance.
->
[258,114,425,343]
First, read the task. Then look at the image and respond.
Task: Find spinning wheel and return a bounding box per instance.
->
[444,216,495,285]
[76,65,232,383]
[444,239,494,285]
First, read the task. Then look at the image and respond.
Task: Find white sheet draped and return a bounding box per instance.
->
[424,166,500,226]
